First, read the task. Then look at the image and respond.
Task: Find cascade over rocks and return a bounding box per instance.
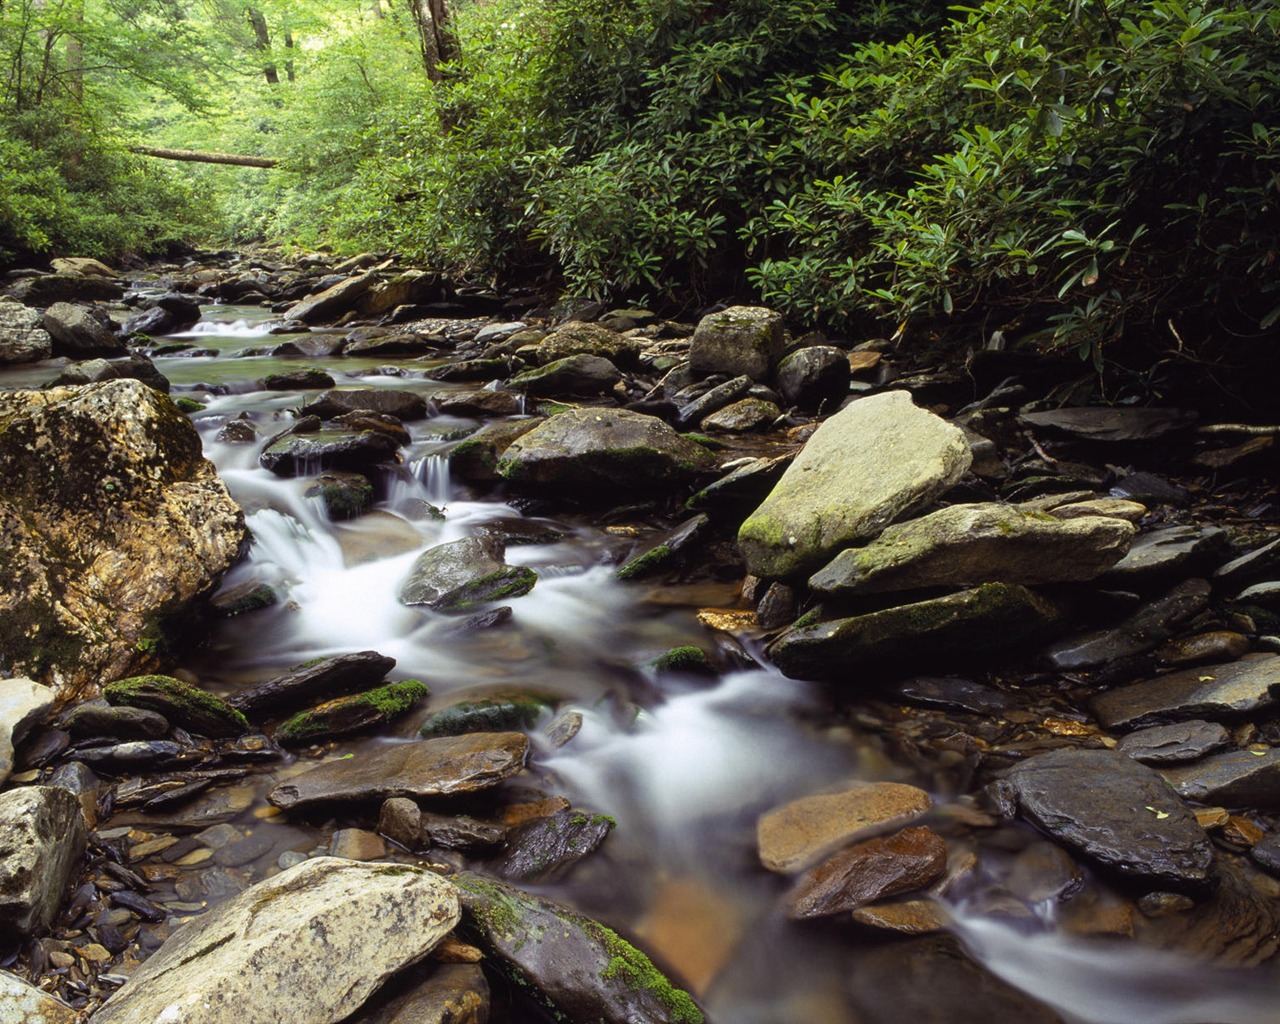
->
[738,390,972,579]
[0,380,247,701]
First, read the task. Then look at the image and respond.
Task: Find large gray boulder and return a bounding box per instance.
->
[0,786,86,936]
[535,321,640,368]
[41,302,126,357]
[0,677,56,785]
[809,503,1134,597]
[689,305,785,382]
[398,536,537,612]
[497,408,716,494]
[738,391,972,579]
[0,300,52,363]
[89,857,461,1024]
[0,380,247,702]
[506,353,621,396]
[4,273,124,305]
[283,271,378,324]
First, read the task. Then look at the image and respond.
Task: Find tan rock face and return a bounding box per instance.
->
[757,782,933,873]
[0,380,247,702]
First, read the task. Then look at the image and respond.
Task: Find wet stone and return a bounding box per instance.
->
[421,812,508,852]
[1155,630,1251,668]
[398,536,538,613]
[230,650,396,719]
[890,676,1017,715]
[103,675,248,738]
[786,826,948,919]
[213,831,277,868]
[850,898,950,935]
[493,808,614,883]
[1019,407,1197,442]
[1100,526,1231,584]
[273,679,429,745]
[1249,831,1280,875]
[1117,720,1233,764]
[259,428,401,477]
[544,711,584,748]
[343,962,490,1024]
[62,701,169,740]
[378,797,422,849]
[999,748,1213,892]
[74,740,187,768]
[0,677,56,785]
[1160,748,1280,808]
[419,698,547,737]
[615,514,710,581]
[330,827,387,861]
[758,782,933,873]
[1091,653,1280,730]
[0,786,87,936]
[1214,536,1280,589]
[1003,841,1085,903]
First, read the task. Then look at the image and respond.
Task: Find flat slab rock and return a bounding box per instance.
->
[1019,406,1197,442]
[90,857,460,1024]
[738,390,972,579]
[1161,748,1280,808]
[268,732,529,810]
[1117,720,1232,764]
[1092,653,1280,730]
[787,826,948,919]
[997,748,1213,892]
[757,781,933,873]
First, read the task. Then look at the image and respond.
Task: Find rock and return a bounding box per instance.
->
[74,738,185,768]
[1100,525,1231,584]
[62,700,169,740]
[889,676,1018,715]
[770,583,1059,680]
[1092,654,1280,729]
[850,899,950,935]
[343,332,439,357]
[89,857,460,1024]
[0,677,54,784]
[700,397,780,432]
[1117,721,1233,764]
[274,679,429,745]
[0,786,86,936]
[419,697,548,737]
[1250,831,1280,875]
[494,808,615,883]
[230,651,396,719]
[0,300,53,363]
[41,302,126,357]
[0,971,77,1023]
[50,257,117,278]
[615,515,710,580]
[434,389,522,417]
[1041,497,1148,521]
[1161,748,1280,808]
[506,353,622,396]
[104,675,249,738]
[1215,537,1280,589]
[786,826,948,919]
[455,872,704,1024]
[398,537,538,612]
[1108,471,1191,507]
[1155,630,1251,667]
[427,357,516,382]
[422,812,508,852]
[809,504,1133,597]
[685,455,789,517]
[329,827,387,861]
[282,270,378,324]
[0,380,246,701]
[301,388,428,421]
[268,732,529,810]
[358,269,448,316]
[5,273,124,305]
[688,305,785,382]
[536,321,640,368]
[47,354,170,393]
[301,470,374,520]
[673,375,754,427]
[775,345,851,410]
[378,797,422,849]
[262,368,335,390]
[447,418,544,483]
[738,391,971,579]
[1042,578,1211,671]
[259,428,401,477]
[1019,406,1197,441]
[998,748,1213,892]
[497,409,716,494]
[757,782,933,873]
[344,962,489,1024]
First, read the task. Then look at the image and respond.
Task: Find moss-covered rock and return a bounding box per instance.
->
[104,674,250,738]
[419,697,549,737]
[304,471,374,520]
[506,353,622,397]
[688,305,785,383]
[648,646,714,676]
[275,679,429,745]
[399,537,538,613]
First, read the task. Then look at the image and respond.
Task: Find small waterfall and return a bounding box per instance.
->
[418,453,452,506]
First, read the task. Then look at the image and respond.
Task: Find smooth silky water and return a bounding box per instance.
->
[6,300,1278,1023]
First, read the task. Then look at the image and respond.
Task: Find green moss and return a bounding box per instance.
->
[175,397,205,413]
[596,924,704,1024]
[420,697,548,737]
[790,606,826,629]
[615,544,672,581]
[104,674,250,737]
[363,678,429,715]
[649,645,712,674]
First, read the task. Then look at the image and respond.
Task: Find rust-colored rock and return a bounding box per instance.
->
[787,826,948,919]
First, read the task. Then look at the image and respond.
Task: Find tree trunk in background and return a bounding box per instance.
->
[284,31,295,82]
[408,0,456,84]
[131,145,278,168]
[246,7,279,85]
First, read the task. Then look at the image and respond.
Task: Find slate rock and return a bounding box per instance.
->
[685,455,789,517]
[770,583,1059,681]
[1117,720,1233,764]
[434,389,522,417]
[447,418,544,483]
[758,782,933,873]
[1249,831,1280,876]
[1161,748,1280,808]
[104,675,249,738]
[1100,526,1231,584]
[46,354,170,393]
[6,273,124,305]
[0,677,55,785]
[268,732,530,809]
[889,676,1017,715]
[62,700,169,741]
[419,697,547,737]
[0,786,87,936]
[399,536,537,612]
[999,748,1213,892]
[787,826,948,919]
[1155,630,1251,668]
[674,374,753,427]
[615,514,711,581]
[0,300,53,363]
[1092,654,1280,730]
[262,368,335,390]
[738,391,971,579]
[809,503,1133,597]
[304,471,375,520]
[274,679,429,745]
[282,270,378,324]
[455,872,704,1024]
[1214,537,1280,590]
[89,857,460,1024]
[230,650,396,719]
[1020,407,1197,442]
[699,397,780,433]
[343,332,439,357]
[688,305,785,382]
[494,808,615,883]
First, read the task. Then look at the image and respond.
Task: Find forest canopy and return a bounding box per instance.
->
[2,0,1278,362]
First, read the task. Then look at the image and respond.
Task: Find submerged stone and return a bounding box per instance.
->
[419,697,548,737]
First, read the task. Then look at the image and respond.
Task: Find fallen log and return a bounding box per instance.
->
[130,146,278,168]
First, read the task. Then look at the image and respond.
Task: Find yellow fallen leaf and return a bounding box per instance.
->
[1145,806,1170,819]
[1198,675,1215,682]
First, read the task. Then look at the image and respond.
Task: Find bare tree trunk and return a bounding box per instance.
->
[407,0,456,83]
[131,145,278,168]
[246,6,279,85]
[284,30,295,82]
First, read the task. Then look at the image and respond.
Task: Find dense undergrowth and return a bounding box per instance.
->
[3,0,1279,365]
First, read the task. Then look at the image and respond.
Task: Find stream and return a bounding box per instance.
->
[7,295,1280,1023]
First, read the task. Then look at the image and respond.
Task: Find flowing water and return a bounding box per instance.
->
[8,299,1280,1022]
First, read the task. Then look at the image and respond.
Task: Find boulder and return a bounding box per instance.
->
[0,677,55,785]
[268,732,529,810]
[262,368,336,390]
[997,748,1214,892]
[282,270,378,324]
[89,857,460,1024]
[41,302,126,357]
[688,305,785,382]
[5,274,124,305]
[434,389,522,418]
[0,971,77,1024]
[448,418,544,484]
[506,353,622,396]
[103,675,249,738]
[536,321,641,368]
[46,354,170,393]
[454,872,704,1024]
[775,345,851,410]
[259,429,401,477]
[49,257,117,278]
[497,409,716,494]
[0,300,53,363]
[493,807,615,883]
[0,787,86,936]
[770,583,1058,680]
[1091,654,1280,730]
[398,536,538,612]
[301,388,428,421]
[274,679,429,745]
[738,391,971,579]
[343,332,440,357]
[304,471,374,519]
[357,269,448,316]
[700,397,780,433]
[0,380,247,701]
[810,504,1133,597]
